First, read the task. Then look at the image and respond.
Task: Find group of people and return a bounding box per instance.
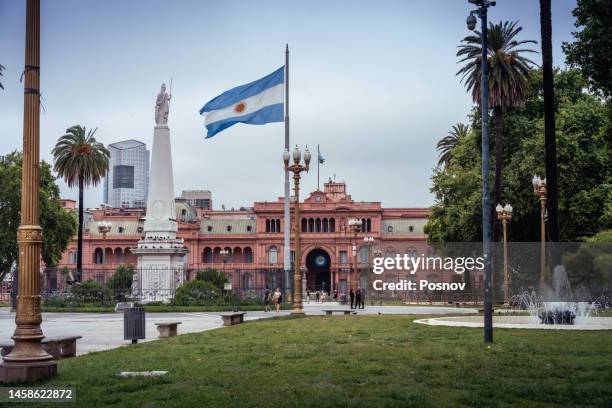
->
[305,289,327,303]
[349,287,365,309]
[263,287,283,313]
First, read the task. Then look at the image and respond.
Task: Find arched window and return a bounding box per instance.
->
[268,246,278,264]
[266,219,270,233]
[315,218,321,233]
[244,247,253,263]
[308,218,314,233]
[94,248,103,264]
[301,218,307,232]
[276,219,281,233]
[202,247,213,263]
[114,248,124,264]
[361,218,366,232]
[366,218,372,232]
[330,218,336,232]
[322,218,329,232]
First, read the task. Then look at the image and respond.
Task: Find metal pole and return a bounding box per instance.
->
[317,144,320,191]
[540,197,546,285]
[479,2,493,343]
[1,0,57,383]
[291,171,304,315]
[283,45,291,303]
[503,218,508,305]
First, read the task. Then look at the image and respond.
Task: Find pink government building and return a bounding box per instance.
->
[56,180,474,296]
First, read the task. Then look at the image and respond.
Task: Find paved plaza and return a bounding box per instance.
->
[0,304,477,356]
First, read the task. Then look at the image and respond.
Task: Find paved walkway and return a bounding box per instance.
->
[0,304,477,356]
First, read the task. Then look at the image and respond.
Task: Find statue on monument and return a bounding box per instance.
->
[155,83,171,125]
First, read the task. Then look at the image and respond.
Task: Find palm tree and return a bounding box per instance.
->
[52,125,109,280]
[540,0,559,244]
[457,20,537,241]
[0,64,5,90]
[436,122,470,169]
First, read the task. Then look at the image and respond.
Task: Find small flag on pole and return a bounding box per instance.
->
[318,149,325,164]
[199,67,284,139]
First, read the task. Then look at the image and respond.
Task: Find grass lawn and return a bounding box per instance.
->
[14,315,612,408]
[40,304,291,313]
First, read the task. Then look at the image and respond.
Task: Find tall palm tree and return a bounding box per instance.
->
[540,0,559,244]
[436,122,470,169]
[457,20,537,241]
[52,125,109,279]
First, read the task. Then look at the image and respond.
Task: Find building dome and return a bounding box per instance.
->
[175,198,197,223]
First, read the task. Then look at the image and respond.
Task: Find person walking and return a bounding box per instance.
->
[349,289,355,309]
[264,287,272,312]
[333,289,338,301]
[306,289,310,304]
[316,290,320,303]
[273,287,282,313]
[355,287,362,310]
[358,287,365,309]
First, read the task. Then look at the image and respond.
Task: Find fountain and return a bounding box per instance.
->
[414,264,612,331]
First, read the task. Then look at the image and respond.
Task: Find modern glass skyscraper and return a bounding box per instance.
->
[103,140,149,208]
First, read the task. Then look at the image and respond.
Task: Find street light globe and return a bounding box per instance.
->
[283,148,290,166]
[496,204,503,214]
[292,145,301,164]
[504,203,513,214]
[303,147,311,166]
[532,175,541,187]
[466,14,477,30]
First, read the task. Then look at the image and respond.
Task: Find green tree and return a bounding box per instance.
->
[562,0,612,97]
[195,268,228,290]
[52,125,109,279]
[426,69,610,244]
[0,152,77,281]
[457,21,537,241]
[436,123,470,169]
[106,265,135,290]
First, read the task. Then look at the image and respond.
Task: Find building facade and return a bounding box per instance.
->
[180,190,213,210]
[56,181,476,298]
[103,140,150,208]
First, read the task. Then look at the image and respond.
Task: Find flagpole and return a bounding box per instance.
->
[317,144,320,191]
[283,45,291,303]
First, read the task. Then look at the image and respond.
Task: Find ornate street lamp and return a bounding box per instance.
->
[465,0,496,343]
[220,248,230,279]
[496,203,513,305]
[348,218,362,292]
[532,175,547,285]
[284,145,310,315]
[0,0,57,383]
[97,221,112,267]
[362,236,375,292]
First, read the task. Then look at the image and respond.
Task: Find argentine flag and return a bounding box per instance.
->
[199,66,284,138]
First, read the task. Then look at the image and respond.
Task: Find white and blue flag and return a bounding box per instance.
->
[199,66,284,139]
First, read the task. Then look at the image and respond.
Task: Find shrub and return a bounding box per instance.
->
[174,280,223,305]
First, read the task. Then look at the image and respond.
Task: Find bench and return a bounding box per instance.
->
[154,321,182,338]
[322,309,356,316]
[1,335,82,359]
[220,312,246,326]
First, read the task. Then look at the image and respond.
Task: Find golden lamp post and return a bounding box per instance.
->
[495,203,513,305]
[0,0,57,383]
[362,236,375,293]
[348,218,362,291]
[97,221,112,266]
[284,145,310,315]
[532,175,547,285]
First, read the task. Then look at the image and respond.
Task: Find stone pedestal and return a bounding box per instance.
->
[0,361,57,384]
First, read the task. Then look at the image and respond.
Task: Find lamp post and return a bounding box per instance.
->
[348,218,362,292]
[466,0,496,343]
[363,236,374,293]
[532,175,547,285]
[220,248,230,277]
[0,0,57,383]
[496,203,512,305]
[373,248,383,305]
[98,221,112,267]
[284,145,310,315]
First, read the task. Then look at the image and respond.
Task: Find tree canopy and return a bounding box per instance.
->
[425,69,611,243]
[0,152,77,281]
[562,0,612,98]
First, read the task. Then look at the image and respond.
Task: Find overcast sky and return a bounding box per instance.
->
[0,0,577,210]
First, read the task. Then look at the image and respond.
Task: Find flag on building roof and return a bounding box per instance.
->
[199,66,284,139]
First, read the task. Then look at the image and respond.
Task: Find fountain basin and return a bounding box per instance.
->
[414,315,612,330]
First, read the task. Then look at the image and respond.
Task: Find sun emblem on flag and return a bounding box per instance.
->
[234,101,246,113]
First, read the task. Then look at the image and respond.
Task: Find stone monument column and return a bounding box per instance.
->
[131,84,188,303]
